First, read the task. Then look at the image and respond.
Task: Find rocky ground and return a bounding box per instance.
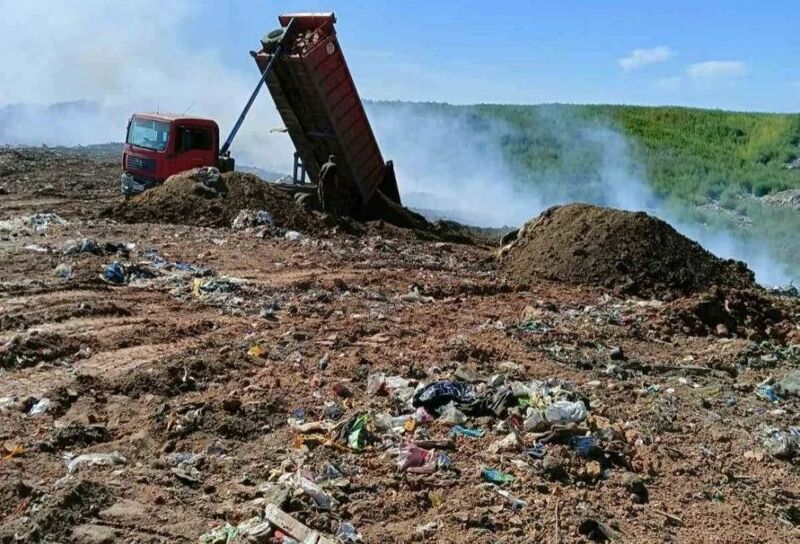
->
[0,147,798,543]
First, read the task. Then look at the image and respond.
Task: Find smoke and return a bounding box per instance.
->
[367,101,795,286]
[0,0,294,172]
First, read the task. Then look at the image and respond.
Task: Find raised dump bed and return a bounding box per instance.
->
[254,13,401,210]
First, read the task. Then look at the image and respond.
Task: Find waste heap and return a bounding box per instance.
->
[500,203,756,300]
[108,167,323,232]
[201,364,640,542]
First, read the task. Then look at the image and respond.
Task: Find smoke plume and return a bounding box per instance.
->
[0,0,294,172]
[367,102,795,286]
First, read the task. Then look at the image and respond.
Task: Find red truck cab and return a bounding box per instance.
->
[121,113,231,195]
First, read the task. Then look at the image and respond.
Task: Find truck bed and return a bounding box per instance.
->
[253,13,400,206]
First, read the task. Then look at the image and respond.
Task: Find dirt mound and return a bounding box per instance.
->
[654,287,798,343]
[501,203,755,299]
[107,169,323,231]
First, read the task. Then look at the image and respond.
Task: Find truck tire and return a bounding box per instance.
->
[338,185,363,216]
[261,28,285,53]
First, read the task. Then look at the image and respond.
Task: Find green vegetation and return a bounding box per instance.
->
[471,104,800,203]
[374,102,800,281]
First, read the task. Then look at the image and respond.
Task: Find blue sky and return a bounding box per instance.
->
[184,0,799,111]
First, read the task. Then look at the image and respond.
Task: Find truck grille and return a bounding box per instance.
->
[126,155,156,172]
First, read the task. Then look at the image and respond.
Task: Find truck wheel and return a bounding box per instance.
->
[339,186,363,216]
[261,28,285,53]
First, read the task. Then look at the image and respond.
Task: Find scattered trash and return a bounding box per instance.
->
[264,503,338,544]
[23,244,50,253]
[450,425,485,439]
[336,522,362,543]
[571,435,599,458]
[526,443,547,459]
[759,426,800,459]
[439,402,468,425]
[199,517,271,544]
[488,432,521,453]
[481,468,514,484]
[102,261,127,284]
[284,230,303,242]
[609,346,626,361]
[397,286,435,304]
[66,451,127,474]
[333,383,352,398]
[1,213,67,235]
[756,384,781,403]
[248,344,265,359]
[412,380,476,413]
[416,521,443,536]
[775,369,800,398]
[231,209,275,230]
[396,446,437,473]
[492,486,527,510]
[346,414,373,450]
[295,474,336,510]
[54,263,73,279]
[544,400,588,425]
[29,398,51,415]
[172,464,202,484]
[1,443,24,461]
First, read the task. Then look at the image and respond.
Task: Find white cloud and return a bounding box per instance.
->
[618,46,673,72]
[686,61,746,83]
[656,76,682,91]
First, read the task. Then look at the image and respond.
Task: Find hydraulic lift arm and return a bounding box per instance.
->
[219,18,296,158]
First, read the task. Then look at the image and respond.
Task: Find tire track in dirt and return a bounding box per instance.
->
[0,283,248,397]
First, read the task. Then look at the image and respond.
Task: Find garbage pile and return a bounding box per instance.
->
[237,367,639,542]
[500,203,755,300]
[0,213,67,238]
[106,169,324,232]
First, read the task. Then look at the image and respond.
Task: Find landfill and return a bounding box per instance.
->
[0,146,799,542]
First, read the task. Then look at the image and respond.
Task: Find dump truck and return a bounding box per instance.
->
[122,11,400,213]
[254,13,401,212]
[121,114,233,195]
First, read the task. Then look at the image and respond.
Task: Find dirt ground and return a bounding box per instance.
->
[1,147,798,543]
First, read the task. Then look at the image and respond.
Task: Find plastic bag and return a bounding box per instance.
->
[67,451,127,474]
[412,380,475,412]
[545,400,587,424]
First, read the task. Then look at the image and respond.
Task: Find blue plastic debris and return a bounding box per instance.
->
[436,452,453,468]
[450,425,485,438]
[756,384,781,403]
[571,436,599,458]
[525,443,546,459]
[103,261,127,284]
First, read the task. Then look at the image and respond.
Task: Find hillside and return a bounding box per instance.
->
[478,104,800,201]
[368,102,800,284]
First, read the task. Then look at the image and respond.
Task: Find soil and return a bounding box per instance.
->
[501,203,756,300]
[106,169,325,232]
[1,147,799,543]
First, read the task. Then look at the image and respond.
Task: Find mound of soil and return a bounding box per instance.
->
[107,169,323,231]
[501,203,755,299]
[655,287,796,342]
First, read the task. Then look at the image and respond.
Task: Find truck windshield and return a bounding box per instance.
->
[127,118,171,151]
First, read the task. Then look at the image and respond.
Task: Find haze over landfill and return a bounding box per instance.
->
[1,2,799,543]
